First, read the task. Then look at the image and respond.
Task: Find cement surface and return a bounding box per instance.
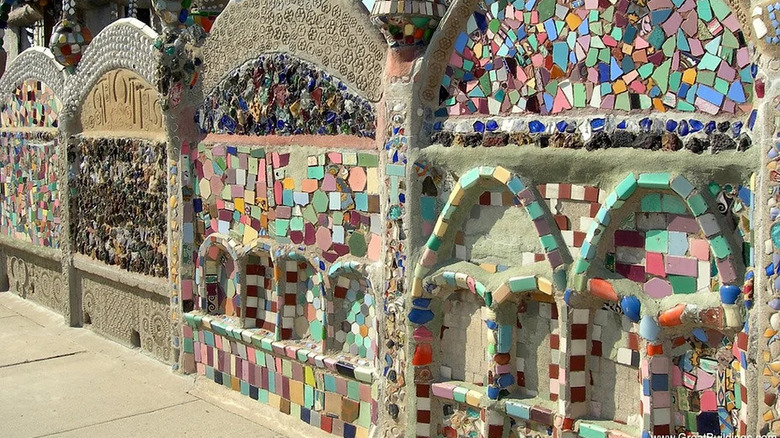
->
[0,292,332,438]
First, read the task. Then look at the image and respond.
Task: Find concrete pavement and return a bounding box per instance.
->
[0,291,333,438]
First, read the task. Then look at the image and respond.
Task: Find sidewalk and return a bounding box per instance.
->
[0,291,332,438]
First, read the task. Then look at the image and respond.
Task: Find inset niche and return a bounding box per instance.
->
[588,306,642,428]
[330,274,376,360]
[278,256,325,344]
[244,250,275,331]
[203,244,238,316]
[515,298,559,400]
[436,289,490,385]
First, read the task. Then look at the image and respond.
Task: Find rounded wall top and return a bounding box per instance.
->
[201,0,387,102]
[0,47,66,99]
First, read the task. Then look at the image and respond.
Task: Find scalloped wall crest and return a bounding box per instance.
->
[0,48,66,101]
[67,18,160,114]
[200,0,387,101]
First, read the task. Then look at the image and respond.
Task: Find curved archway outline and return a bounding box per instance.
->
[571,173,744,321]
[411,165,566,298]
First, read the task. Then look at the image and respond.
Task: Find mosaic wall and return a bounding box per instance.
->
[197,54,376,138]
[72,138,168,277]
[0,131,60,247]
[193,145,381,263]
[183,314,377,438]
[1,80,61,128]
[671,334,741,435]
[439,0,753,116]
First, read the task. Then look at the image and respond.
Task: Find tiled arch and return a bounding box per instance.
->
[195,233,243,316]
[411,165,566,298]
[573,173,743,305]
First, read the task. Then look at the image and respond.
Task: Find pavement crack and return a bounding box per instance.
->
[0,351,87,369]
[32,399,200,437]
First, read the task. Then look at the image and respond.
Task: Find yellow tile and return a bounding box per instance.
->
[465,390,482,407]
[493,284,511,305]
[537,277,553,295]
[682,68,696,84]
[433,219,449,237]
[492,166,511,185]
[234,198,245,213]
[447,183,464,206]
[412,278,424,297]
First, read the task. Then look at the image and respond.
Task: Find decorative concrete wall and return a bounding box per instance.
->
[3,0,780,436]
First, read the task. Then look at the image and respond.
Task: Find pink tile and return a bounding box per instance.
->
[717,257,737,283]
[645,252,665,277]
[653,391,671,408]
[668,215,699,233]
[644,277,672,299]
[689,238,710,260]
[700,390,718,412]
[671,366,682,386]
[664,255,698,276]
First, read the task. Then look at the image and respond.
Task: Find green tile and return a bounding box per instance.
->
[662,195,688,214]
[348,381,360,401]
[460,168,480,189]
[615,173,638,200]
[641,193,662,212]
[579,422,608,438]
[539,234,559,251]
[669,275,697,294]
[453,386,469,403]
[357,153,378,167]
[637,172,671,189]
[686,193,709,216]
[710,235,733,259]
[526,201,545,220]
[509,276,538,292]
[645,230,668,252]
[426,235,442,251]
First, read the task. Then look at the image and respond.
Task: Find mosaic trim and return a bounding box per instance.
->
[438,0,753,116]
[430,115,754,152]
[1,80,61,128]
[72,137,168,277]
[412,165,565,298]
[0,132,60,247]
[197,54,376,138]
[381,102,409,426]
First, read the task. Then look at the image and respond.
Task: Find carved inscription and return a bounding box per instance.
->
[80,70,163,132]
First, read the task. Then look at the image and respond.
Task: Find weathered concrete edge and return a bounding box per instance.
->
[72,254,169,299]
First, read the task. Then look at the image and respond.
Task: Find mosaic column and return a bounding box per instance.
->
[558,306,590,425]
[755,62,780,436]
[57,102,78,326]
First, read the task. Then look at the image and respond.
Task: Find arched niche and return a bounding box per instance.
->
[277,252,326,345]
[196,233,242,317]
[575,173,744,310]
[412,165,567,298]
[420,0,754,116]
[328,261,377,361]
[199,0,386,102]
[243,247,276,331]
[197,53,376,138]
